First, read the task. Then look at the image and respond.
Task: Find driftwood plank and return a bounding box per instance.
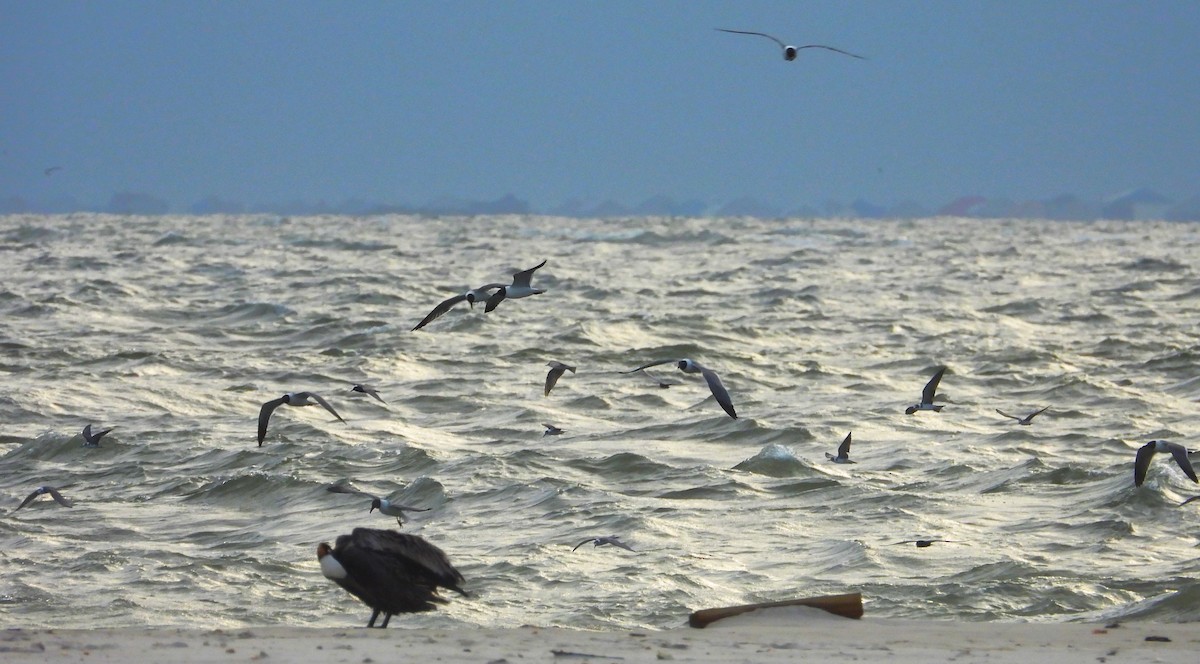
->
[688,592,863,628]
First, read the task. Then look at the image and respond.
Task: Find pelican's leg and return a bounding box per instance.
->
[380,613,392,628]
[395,516,404,527]
[367,608,380,628]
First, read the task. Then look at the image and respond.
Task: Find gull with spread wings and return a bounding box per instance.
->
[621,358,737,419]
[716,28,865,61]
[257,391,345,446]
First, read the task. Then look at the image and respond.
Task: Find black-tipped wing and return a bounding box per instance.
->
[995,409,1020,421]
[838,433,852,458]
[412,294,468,331]
[921,367,946,405]
[257,397,286,445]
[1167,442,1198,482]
[796,44,865,59]
[83,424,113,444]
[572,538,597,552]
[620,359,677,374]
[1026,406,1050,421]
[701,368,737,419]
[354,384,386,403]
[1134,442,1156,487]
[545,364,574,396]
[301,392,345,423]
[15,487,46,511]
[1180,495,1200,507]
[511,260,547,288]
[483,286,507,313]
[716,28,787,50]
[46,487,73,507]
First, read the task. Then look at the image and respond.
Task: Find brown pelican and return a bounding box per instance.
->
[483,260,548,313]
[257,392,344,446]
[317,528,466,628]
[544,361,576,396]
[716,28,865,61]
[14,486,74,511]
[621,358,737,419]
[905,367,946,414]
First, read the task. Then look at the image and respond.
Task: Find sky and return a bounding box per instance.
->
[3,0,1199,211]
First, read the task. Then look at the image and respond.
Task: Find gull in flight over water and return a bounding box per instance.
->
[1134,440,1198,487]
[825,432,855,464]
[81,423,114,448]
[14,486,74,511]
[572,535,636,552]
[995,407,1049,425]
[543,423,565,437]
[621,359,737,419]
[905,366,946,414]
[327,483,429,526]
[411,285,505,331]
[484,260,548,313]
[893,539,958,548]
[317,527,466,628]
[715,28,865,61]
[544,361,576,396]
[257,392,345,446]
[351,384,386,404]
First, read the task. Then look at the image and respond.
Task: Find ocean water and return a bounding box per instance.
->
[1,213,1198,630]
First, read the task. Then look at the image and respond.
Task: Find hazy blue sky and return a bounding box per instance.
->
[3,1,1199,210]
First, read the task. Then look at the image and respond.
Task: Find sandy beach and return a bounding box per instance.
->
[3,608,1197,664]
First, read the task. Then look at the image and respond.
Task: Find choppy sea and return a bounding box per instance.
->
[1,213,1198,630]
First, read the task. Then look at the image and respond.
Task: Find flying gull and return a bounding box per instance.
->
[351,384,386,404]
[44,166,62,177]
[544,361,576,396]
[543,423,564,437]
[483,260,548,313]
[257,392,345,446]
[317,527,466,628]
[905,366,946,414]
[81,423,114,448]
[715,28,865,61]
[1134,440,1198,487]
[572,535,636,552]
[995,407,1049,425]
[893,539,958,548]
[621,359,737,419]
[14,486,74,511]
[411,285,504,331]
[825,432,855,464]
[327,483,429,526]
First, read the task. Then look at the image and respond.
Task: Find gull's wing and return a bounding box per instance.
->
[796,44,866,59]
[715,28,787,50]
[1180,495,1200,507]
[326,483,373,498]
[257,397,286,446]
[608,538,635,552]
[47,487,73,507]
[1134,442,1157,487]
[1026,406,1050,421]
[301,392,345,423]
[354,384,386,404]
[995,409,1020,421]
[83,423,113,444]
[483,286,507,313]
[511,260,547,288]
[837,433,852,457]
[641,369,677,387]
[701,368,738,419]
[1167,442,1199,482]
[545,366,566,396]
[412,293,468,331]
[620,359,678,374]
[572,538,597,552]
[922,367,946,405]
[15,487,47,511]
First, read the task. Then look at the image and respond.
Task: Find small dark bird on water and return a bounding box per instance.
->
[317,527,466,628]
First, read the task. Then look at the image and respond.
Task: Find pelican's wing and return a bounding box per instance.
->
[701,368,738,419]
[922,367,946,404]
[1167,442,1199,482]
[46,487,73,507]
[572,538,597,552]
[257,397,286,445]
[995,409,1020,421]
[412,293,468,331]
[837,432,852,457]
[544,366,566,396]
[346,528,466,594]
[483,286,507,313]
[511,259,547,288]
[1134,442,1157,487]
[796,44,866,59]
[715,28,787,50]
[303,392,345,423]
[620,359,677,374]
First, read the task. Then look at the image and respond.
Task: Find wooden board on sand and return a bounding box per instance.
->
[688,592,863,628]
